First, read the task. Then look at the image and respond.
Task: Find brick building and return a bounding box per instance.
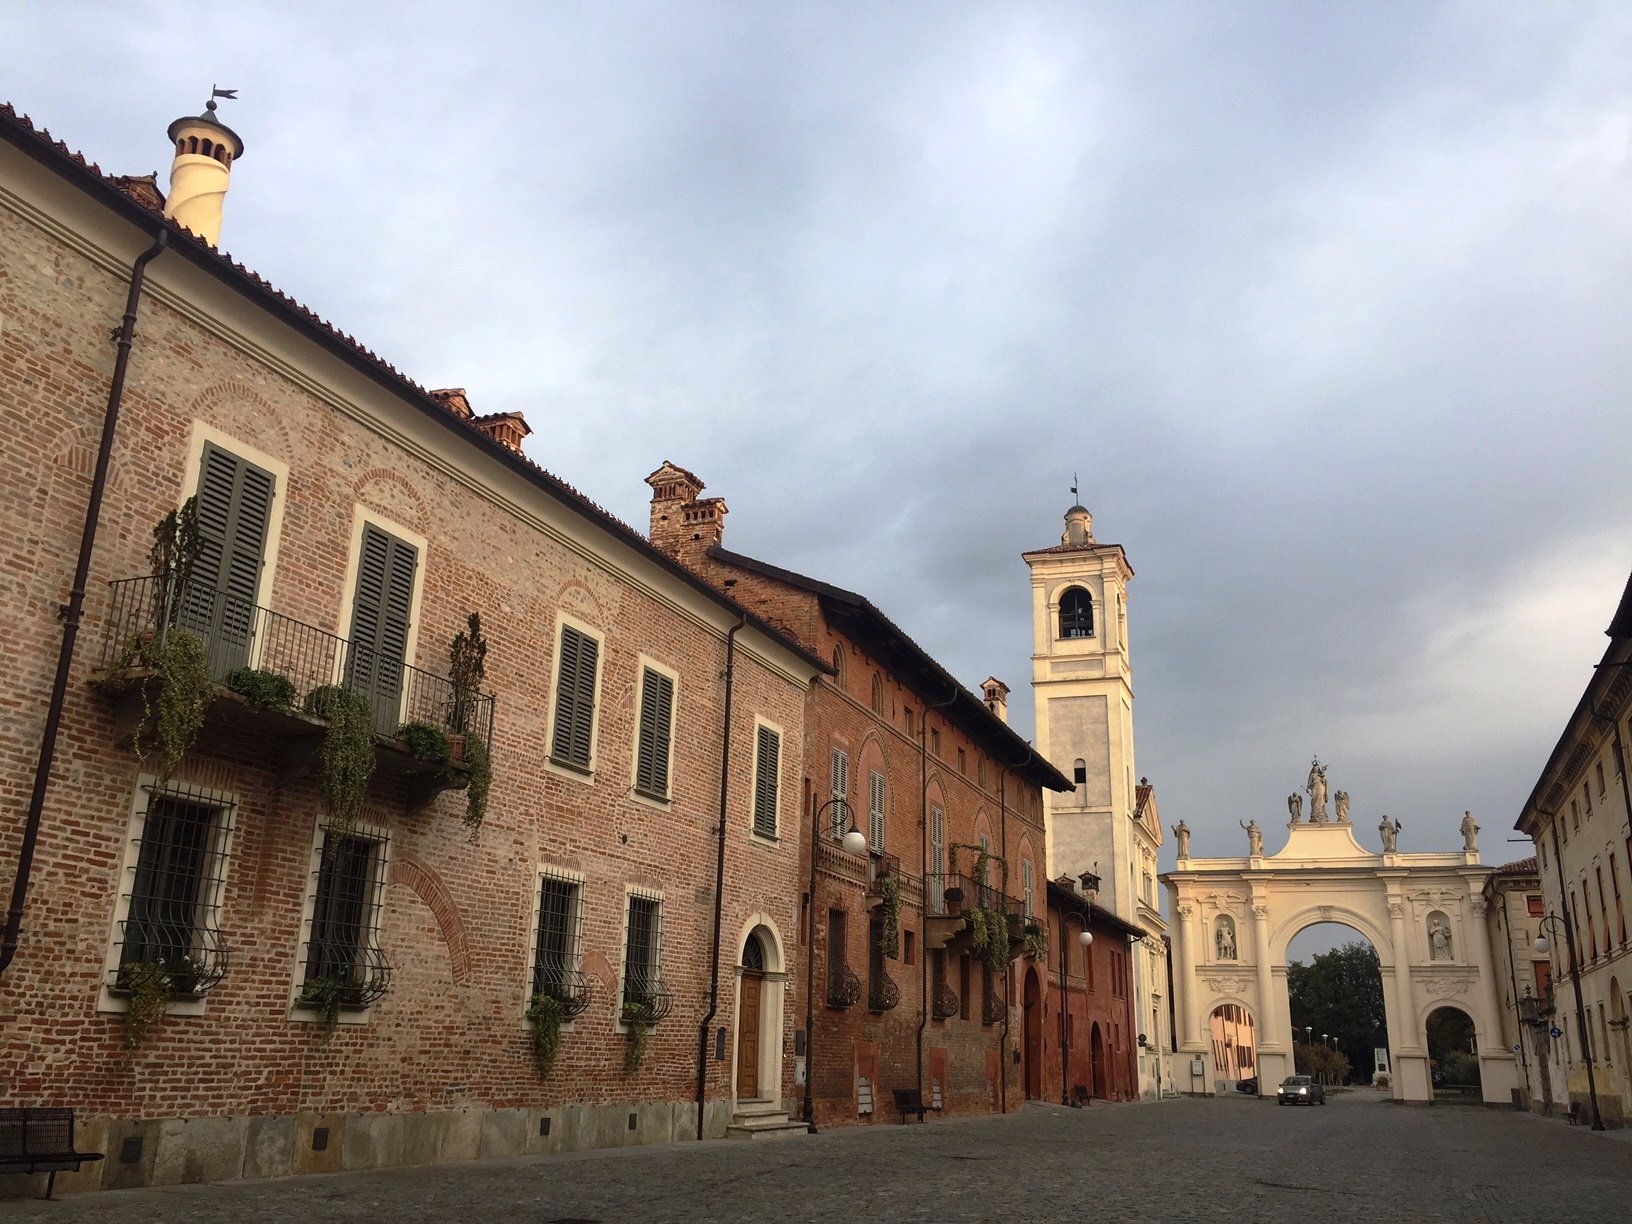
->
[1040,879,1146,1105]
[0,99,834,1195]
[645,464,1072,1127]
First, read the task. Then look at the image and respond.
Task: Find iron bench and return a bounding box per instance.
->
[892,1088,935,1123]
[0,1108,105,1199]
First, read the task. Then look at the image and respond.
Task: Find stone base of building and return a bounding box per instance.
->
[0,1098,741,1198]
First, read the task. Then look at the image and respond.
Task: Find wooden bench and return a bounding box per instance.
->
[892,1088,936,1123]
[0,1108,105,1199]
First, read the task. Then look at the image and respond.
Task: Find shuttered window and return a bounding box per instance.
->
[550,624,600,772]
[829,748,849,838]
[752,725,780,838]
[346,523,418,735]
[634,668,674,799]
[869,771,886,853]
[183,442,275,674]
[930,807,945,914]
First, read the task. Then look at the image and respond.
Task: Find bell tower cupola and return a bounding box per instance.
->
[164,91,244,247]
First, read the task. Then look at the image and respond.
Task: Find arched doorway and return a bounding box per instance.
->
[1207,1003,1257,1093]
[737,931,766,1098]
[1090,1022,1108,1099]
[732,919,787,1108]
[1023,966,1043,1099]
[1286,922,1385,1089]
[1425,1005,1481,1099]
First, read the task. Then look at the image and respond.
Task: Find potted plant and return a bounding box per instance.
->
[225,666,297,711]
[943,884,965,915]
[445,612,488,760]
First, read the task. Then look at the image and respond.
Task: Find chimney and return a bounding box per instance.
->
[981,677,1010,723]
[429,388,475,420]
[645,462,726,559]
[164,97,243,247]
[472,412,531,454]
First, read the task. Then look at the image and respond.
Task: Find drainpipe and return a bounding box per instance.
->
[1000,743,1038,1110]
[696,615,746,1139]
[1,228,168,979]
[915,688,958,1100]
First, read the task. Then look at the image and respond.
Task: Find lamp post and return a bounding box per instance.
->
[1534,911,1604,1130]
[1059,907,1095,1106]
[802,797,867,1133]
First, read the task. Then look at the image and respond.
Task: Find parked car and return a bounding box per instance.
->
[1235,1077,1259,1095]
[1277,1075,1326,1105]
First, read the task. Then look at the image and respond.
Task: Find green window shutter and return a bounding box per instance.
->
[635,668,674,798]
[551,626,599,771]
[184,443,275,672]
[346,523,418,734]
[753,727,780,838]
[869,771,886,853]
[829,748,848,838]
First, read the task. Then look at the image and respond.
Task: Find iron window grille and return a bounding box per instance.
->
[931,951,958,1020]
[827,909,860,1008]
[300,827,391,1008]
[622,892,672,1023]
[981,964,1004,1025]
[531,873,591,1017]
[549,623,599,772]
[633,668,674,800]
[867,915,899,1012]
[752,726,780,838]
[111,783,233,998]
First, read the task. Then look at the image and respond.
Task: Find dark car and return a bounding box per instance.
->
[1277,1075,1326,1105]
[1235,1077,1258,1095]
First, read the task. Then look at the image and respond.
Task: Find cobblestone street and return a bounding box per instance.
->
[12,1091,1632,1222]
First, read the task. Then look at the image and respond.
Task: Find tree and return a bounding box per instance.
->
[1288,940,1385,1082]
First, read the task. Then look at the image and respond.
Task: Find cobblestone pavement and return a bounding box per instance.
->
[12,1092,1632,1222]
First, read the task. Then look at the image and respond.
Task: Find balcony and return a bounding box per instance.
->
[982,991,1007,1025]
[868,970,900,1014]
[932,981,959,1020]
[924,873,1027,952]
[93,573,494,811]
[827,964,862,1010]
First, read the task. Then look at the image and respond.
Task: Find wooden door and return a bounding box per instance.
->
[737,972,763,1098]
[1023,967,1042,1099]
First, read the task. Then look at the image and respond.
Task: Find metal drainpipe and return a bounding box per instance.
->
[1,228,168,979]
[696,615,746,1140]
[915,688,958,1100]
[999,744,1037,1112]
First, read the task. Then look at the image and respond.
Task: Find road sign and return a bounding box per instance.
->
[1513,1043,1522,1054]
[1550,1026,1563,1039]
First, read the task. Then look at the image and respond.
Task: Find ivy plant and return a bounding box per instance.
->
[118,960,173,1050]
[463,734,491,838]
[622,1000,656,1073]
[879,874,902,959]
[129,630,211,796]
[397,721,453,775]
[525,992,566,1075]
[305,685,377,843]
[225,666,297,711]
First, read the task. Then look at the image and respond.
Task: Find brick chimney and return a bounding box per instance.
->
[981,677,1010,723]
[646,461,727,559]
[428,389,531,454]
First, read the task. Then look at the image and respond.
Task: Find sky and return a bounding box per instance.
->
[5,2,1630,874]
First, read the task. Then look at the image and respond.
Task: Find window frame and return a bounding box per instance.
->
[335,507,428,729]
[527,866,586,1020]
[618,887,666,1029]
[291,816,392,1023]
[868,770,886,854]
[830,746,850,839]
[751,717,784,842]
[180,422,289,622]
[545,613,605,778]
[631,656,678,804]
[1058,585,1095,640]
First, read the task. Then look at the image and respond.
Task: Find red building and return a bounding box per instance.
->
[1039,877,1147,1104]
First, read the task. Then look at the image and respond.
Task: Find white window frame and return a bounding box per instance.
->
[1023,859,1035,918]
[524,864,587,1025]
[288,814,392,1025]
[630,654,679,807]
[544,612,606,780]
[829,746,850,839]
[333,506,429,722]
[617,886,665,1031]
[98,774,238,1018]
[750,716,784,843]
[869,770,886,854]
[181,421,290,623]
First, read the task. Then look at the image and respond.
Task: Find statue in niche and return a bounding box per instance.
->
[1287,792,1303,824]
[1307,758,1329,822]
[1334,791,1349,823]
[1240,819,1263,857]
[1379,816,1401,853]
[1172,820,1191,859]
[1216,918,1237,960]
[1460,811,1479,853]
[1429,914,1453,961]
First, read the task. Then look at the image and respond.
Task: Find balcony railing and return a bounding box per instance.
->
[622,971,673,1024]
[935,873,1024,922]
[932,981,959,1020]
[98,573,494,748]
[827,964,862,1009]
[982,991,1007,1025]
[868,971,900,1014]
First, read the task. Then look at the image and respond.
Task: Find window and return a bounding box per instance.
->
[827,909,853,1007]
[1572,799,1581,830]
[1023,860,1034,918]
[114,784,233,997]
[184,441,277,678]
[1613,854,1627,946]
[1597,867,1611,957]
[1073,759,1087,786]
[871,674,884,714]
[978,758,987,787]
[1597,762,1607,796]
[345,521,420,734]
[959,955,971,1021]
[868,915,886,1006]
[929,727,939,756]
[531,872,584,1004]
[957,748,966,775]
[622,893,665,1018]
[550,622,601,772]
[904,707,915,736]
[634,666,675,800]
[830,748,850,838]
[981,962,995,1023]
[1527,894,1544,917]
[1585,784,1594,821]
[869,771,886,853]
[903,930,915,966]
[752,723,781,838]
[977,834,991,884]
[930,807,945,914]
[302,826,389,1008]
[831,644,845,688]
[931,949,951,1019]
[1059,587,1094,639]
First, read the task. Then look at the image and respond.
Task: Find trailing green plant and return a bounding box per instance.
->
[447,612,488,736]
[622,1000,656,1073]
[118,960,173,1049]
[299,975,359,1041]
[1023,923,1048,963]
[149,496,201,586]
[463,733,491,838]
[396,721,453,775]
[225,666,297,711]
[305,685,377,843]
[879,874,902,959]
[967,904,1012,976]
[525,992,566,1075]
[129,630,211,795]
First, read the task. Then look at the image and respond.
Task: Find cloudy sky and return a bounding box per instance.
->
[7,2,1630,872]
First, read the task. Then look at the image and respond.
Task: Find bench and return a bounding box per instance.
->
[892,1088,934,1123]
[0,1108,105,1199]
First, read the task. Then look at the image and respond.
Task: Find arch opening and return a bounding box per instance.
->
[1208,1002,1257,1095]
[1286,922,1386,1090]
[1425,1005,1482,1099]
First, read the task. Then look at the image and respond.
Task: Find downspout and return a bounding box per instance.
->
[1,228,168,979]
[696,615,746,1139]
[916,687,958,1099]
[999,743,1039,1112]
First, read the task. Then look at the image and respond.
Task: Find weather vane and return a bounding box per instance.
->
[1071,472,1079,502]
[204,86,238,117]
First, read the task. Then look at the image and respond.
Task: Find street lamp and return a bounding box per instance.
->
[1059,908,1095,1106]
[1534,911,1604,1130]
[802,797,867,1133]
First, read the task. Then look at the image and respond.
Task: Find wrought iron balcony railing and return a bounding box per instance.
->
[827,964,862,1009]
[98,573,494,748]
[868,971,900,1013]
[533,966,596,1020]
[982,990,1007,1025]
[622,972,674,1024]
[932,981,959,1020]
[936,873,1024,922]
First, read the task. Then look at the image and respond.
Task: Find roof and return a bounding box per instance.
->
[1608,570,1632,639]
[0,101,828,678]
[1045,879,1148,940]
[1021,538,1135,575]
[707,545,1073,793]
[1493,856,1537,875]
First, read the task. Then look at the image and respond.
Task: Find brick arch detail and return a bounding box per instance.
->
[189,379,295,460]
[387,851,471,985]
[352,467,432,535]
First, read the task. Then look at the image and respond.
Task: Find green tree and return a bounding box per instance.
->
[1288,940,1385,1082]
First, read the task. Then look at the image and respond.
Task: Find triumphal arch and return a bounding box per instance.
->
[1162,760,1517,1105]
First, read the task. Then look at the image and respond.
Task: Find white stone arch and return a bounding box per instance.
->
[730,912,788,1106]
